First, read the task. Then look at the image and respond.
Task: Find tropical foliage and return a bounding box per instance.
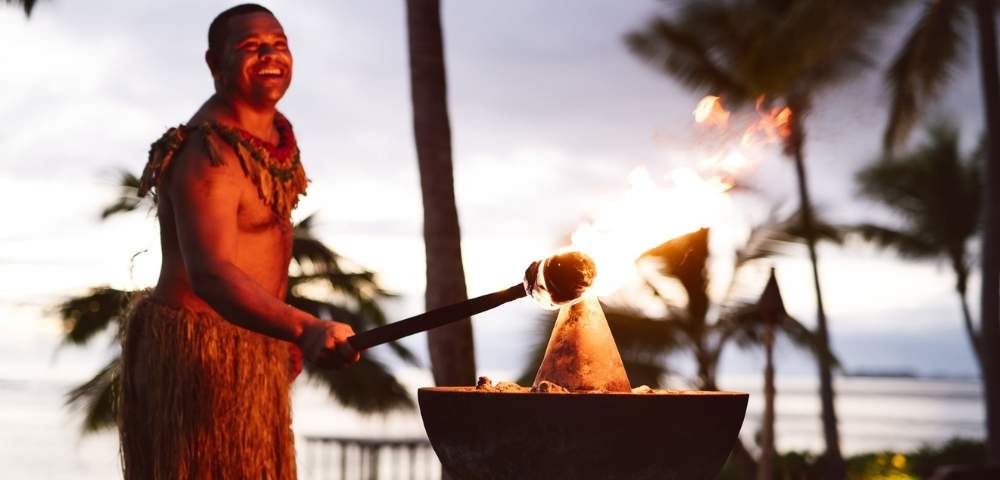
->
[882,0,972,153]
[58,172,417,433]
[624,2,906,472]
[855,121,983,368]
[881,0,1000,462]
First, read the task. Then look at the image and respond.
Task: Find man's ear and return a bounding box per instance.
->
[205,49,219,79]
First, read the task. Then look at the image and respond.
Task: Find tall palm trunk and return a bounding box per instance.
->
[953,268,983,369]
[406,0,477,388]
[974,0,1000,466]
[785,99,844,479]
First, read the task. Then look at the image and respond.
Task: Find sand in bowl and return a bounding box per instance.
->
[474,376,676,394]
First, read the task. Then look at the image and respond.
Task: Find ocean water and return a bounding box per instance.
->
[721,375,983,455]
[0,372,983,478]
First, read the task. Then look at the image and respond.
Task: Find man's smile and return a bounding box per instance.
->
[254,64,287,78]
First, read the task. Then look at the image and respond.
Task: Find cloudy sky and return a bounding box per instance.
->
[0,0,989,382]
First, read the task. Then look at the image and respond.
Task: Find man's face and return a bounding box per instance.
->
[211,12,293,108]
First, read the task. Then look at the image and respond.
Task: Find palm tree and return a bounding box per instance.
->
[59,173,417,432]
[881,0,1000,463]
[855,121,983,370]
[405,0,477,388]
[624,2,903,475]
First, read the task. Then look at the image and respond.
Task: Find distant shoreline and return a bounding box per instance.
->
[844,368,979,382]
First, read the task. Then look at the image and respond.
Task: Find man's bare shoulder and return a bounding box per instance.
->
[170,126,242,178]
[163,120,246,200]
[168,100,237,171]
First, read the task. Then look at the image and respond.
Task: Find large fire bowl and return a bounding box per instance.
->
[419,387,748,480]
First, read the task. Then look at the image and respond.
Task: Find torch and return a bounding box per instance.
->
[346,251,595,351]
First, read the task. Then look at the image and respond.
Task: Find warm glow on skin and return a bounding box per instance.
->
[208,12,293,115]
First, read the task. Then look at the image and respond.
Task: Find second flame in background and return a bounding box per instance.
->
[565,95,792,296]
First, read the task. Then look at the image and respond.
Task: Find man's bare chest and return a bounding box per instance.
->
[237,182,292,235]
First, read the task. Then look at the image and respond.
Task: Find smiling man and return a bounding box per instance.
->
[118,5,358,479]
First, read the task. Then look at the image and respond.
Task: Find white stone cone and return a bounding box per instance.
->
[533,295,631,392]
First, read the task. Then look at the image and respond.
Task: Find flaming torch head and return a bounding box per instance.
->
[523,251,596,309]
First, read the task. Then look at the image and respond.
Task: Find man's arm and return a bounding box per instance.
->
[167,130,358,367]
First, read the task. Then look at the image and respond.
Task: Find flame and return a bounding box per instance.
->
[692,95,730,129]
[698,149,751,176]
[547,95,792,298]
[741,97,792,146]
[568,167,732,295]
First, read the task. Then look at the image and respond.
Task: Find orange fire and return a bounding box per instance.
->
[692,95,730,129]
[741,97,792,146]
[561,95,791,297]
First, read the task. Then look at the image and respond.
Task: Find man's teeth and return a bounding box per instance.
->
[258,68,282,76]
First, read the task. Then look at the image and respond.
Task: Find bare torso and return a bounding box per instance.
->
[151,105,293,315]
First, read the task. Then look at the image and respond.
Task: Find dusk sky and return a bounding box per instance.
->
[0,0,989,382]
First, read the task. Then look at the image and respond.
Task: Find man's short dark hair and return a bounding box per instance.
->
[208,4,274,52]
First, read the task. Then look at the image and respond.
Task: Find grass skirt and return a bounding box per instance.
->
[119,294,296,479]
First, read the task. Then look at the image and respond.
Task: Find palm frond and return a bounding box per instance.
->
[883,0,968,152]
[735,227,788,269]
[289,214,412,366]
[605,307,684,356]
[304,356,414,414]
[641,228,711,321]
[56,287,130,347]
[100,170,145,220]
[288,271,380,295]
[758,0,904,94]
[716,302,839,367]
[851,224,938,259]
[735,206,843,269]
[776,207,845,246]
[856,120,981,262]
[609,309,682,389]
[777,314,820,352]
[65,356,119,433]
[4,0,37,16]
[628,0,905,115]
[291,234,340,268]
[715,303,766,348]
[625,15,749,101]
[289,228,394,305]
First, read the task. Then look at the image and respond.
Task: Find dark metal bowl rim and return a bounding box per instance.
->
[419,387,748,397]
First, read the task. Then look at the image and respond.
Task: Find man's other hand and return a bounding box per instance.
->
[297,318,360,370]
